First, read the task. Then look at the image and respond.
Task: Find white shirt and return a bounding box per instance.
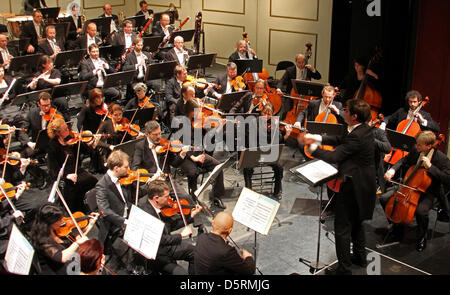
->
[47,39,57,54]
[296,66,306,80]
[135,52,146,79]
[107,169,128,217]
[407,109,428,126]
[347,123,361,134]
[0,47,10,63]
[87,35,97,48]
[105,14,117,33]
[91,58,107,87]
[238,52,248,60]
[124,33,133,49]
[175,48,186,65]
[225,77,233,94]
[147,138,163,175]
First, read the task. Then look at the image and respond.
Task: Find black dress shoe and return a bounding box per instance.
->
[273,192,282,200]
[416,237,427,252]
[213,198,226,209]
[324,265,352,275]
[351,255,367,267]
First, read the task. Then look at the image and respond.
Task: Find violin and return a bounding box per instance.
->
[119,168,168,185]
[55,211,104,237]
[384,96,430,165]
[0,182,30,201]
[161,198,194,217]
[95,103,109,116]
[138,96,155,109]
[0,149,38,165]
[42,108,64,122]
[64,131,111,145]
[183,75,222,90]
[229,76,246,91]
[153,138,202,154]
[0,124,27,134]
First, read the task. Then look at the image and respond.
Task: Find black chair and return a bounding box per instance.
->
[275,60,295,79]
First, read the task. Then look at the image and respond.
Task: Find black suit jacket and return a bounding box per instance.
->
[24,106,60,142]
[131,139,183,173]
[98,14,119,35]
[194,233,256,275]
[79,57,115,90]
[164,76,182,105]
[0,46,16,68]
[163,47,194,65]
[65,15,82,41]
[276,65,322,94]
[151,23,174,37]
[384,106,440,133]
[228,51,257,63]
[111,31,137,48]
[312,123,377,220]
[122,50,154,80]
[72,34,102,50]
[296,99,345,125]
[229,91,256,114]
[37,39,65,56]
[20,21,43,50]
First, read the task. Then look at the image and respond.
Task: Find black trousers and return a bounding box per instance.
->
[62,170,98,213]
[334,181,366,273]
[243,164,283,194]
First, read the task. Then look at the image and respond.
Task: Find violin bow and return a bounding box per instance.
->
[168,174,191,239]
[0,184,23,224]
[74,128,82,176]
[1,132,13,179]
[135,170,140,206]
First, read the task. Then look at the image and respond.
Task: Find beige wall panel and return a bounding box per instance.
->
[203,22,244,62]
[270,0,319,21]
[148,0,181,8]
[83,0,125,9]
[269,29,317,67]
[202,0,245,15]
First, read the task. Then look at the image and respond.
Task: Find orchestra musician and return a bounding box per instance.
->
[0,35,16,73]
[136,179,202,275]
[124,82,156,111]
[77,238,106,275]
[79,44,121,103]
[382,131,450,252]
[164,65,187,125]
[379,90,440,133]
[229,79,266,114]
[37,25,64,59]
[66,2,83,43]
[30,203,99,275]
[46,118,98,212]
[228,39,257,63]
[194,211,256,275]
[72,22,102,50]
[163,36,194,66]
[24,0,47,15]
[0,66,16,105]
[136,1,154,20]
[206,62,243,101]
[298,99,376,275]
[111,20,136,49]
[152,13,173,40]
[276,53,322,119]
[98,3,120,40]
[20,9,45,54]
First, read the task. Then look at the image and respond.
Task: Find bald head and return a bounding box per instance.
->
[212,212,234,236]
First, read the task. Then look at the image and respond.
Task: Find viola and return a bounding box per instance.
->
[384,97,429,165]
[0,124,27,134]
[161,198,194,217]
[42,108,64,122]
[0,149,38,165]
[56,211,104,237]
[229,76,246,91]
[64,131,110,145]
[119,168,168,185]
[0,182,30,201]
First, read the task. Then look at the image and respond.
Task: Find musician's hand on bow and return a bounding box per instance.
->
[366,69,379,80]
[248,48,256,56]
[13,210,24,220]
[276,88,284,96]
[67,173,77,183]
[284,124,292,137]
[190,204,202,218]
[415,113,425,124]
[27,141,36,150]
[328,104,339,114]
[191,154,205,164]
[384,169,396,181]
[180,226,193,239]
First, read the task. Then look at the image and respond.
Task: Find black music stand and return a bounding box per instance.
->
[87,17,112,36]
[7,38,30,56]
[54,49,86,69]
[125,15,146,31]
[113,137,144,159]
[235,59,263,76]
[38,7,60,22]
[45,22,70,41]
[186,53,216,71]
[51,81,88,99]
[35,129,49,151]
[142,36,162,53]
[290,159,338,274]
[385,128,416,152]
[292,79,324,97]
[123,108,155,127]
[306,121,346,137]
[216,90,250,113]
[99,45,125,60]
[169,29,195,43]
[9,54,42,75]
[145,61,177,81]
[11,88,52,106]
[103,70,136,88]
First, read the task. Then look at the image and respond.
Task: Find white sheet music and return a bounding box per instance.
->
[194,161,227,197]
[295,159,338,185]
[123,205,165,260]
[4,224,35,275]
[232,187,280,235]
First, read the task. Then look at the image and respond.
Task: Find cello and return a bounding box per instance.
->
[354,46,383,121]
[384,96,429,165]
[384,134,444,224]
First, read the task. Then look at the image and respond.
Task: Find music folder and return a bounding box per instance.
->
[103,70,136,88]
[7,38,30,55]
[216,90,250,113]
[142,36,162,53]
[290,159,338,187]
[291,79,324,97]
[113,137,144,159]
[54,49,86,69]
[45,22,70,40]
[234,59,263,76]
[238,144,285,169]
[9,54,42,74]
[305,121,346,137]
[385,128,416,151]
[51,81,88,98]
[99,45,126,60]
[145,61,177,81]
[169,29,195,44]
[86,17,112,35]
[11,88,52,105]
[123,107,155,127]
[38,7,61,20]
[124,15,146,30]
[186,53,216,71]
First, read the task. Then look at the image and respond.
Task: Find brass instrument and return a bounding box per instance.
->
[168,3,179,21]
[118,11,124,25]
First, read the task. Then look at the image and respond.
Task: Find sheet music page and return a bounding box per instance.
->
[194,161,226,197]
[123,205,165,260]
[295,159,338,185]
[232,187,280,235]
[4,224,35,275]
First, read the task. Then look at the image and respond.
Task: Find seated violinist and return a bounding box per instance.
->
[46,118,98,212]
[124,82,157,112]
[228,39,257,63]
[229,79,265,114]
[30,203,99,275]
[381,131,450,252]
[206,62,246,101]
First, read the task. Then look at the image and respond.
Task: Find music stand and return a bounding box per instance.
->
[9,54,42,75]
[11,89,52,106]
[290,159,338,274]
[169,29,195,44]
[38,7,61,22]
[87,17,112,36]
[145,61,177,81]
[113,137,144,159]
[123,108,155,127]
[306,121,346,137]
[99,45,125,60]
[291,79,324,97]
[45,22,70,41]
[142,36,162,53]
[7,38,30,55]
[234,59,263,76]
[125,15,146,31]
[51,81,88,99]
[54,49,86,69]
[385,128,416,152]
[35,129,49,151]
[216,90,250,113]
[103,70,136,88]
[186,53,216,71]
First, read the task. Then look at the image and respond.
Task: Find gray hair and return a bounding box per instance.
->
[133,82,147,93]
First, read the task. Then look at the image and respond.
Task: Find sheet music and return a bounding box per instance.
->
[295,159,338,185]
[4,224,35,275]
[232,187,280,235]
[194,161,227,197]
[123,205,165,260]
